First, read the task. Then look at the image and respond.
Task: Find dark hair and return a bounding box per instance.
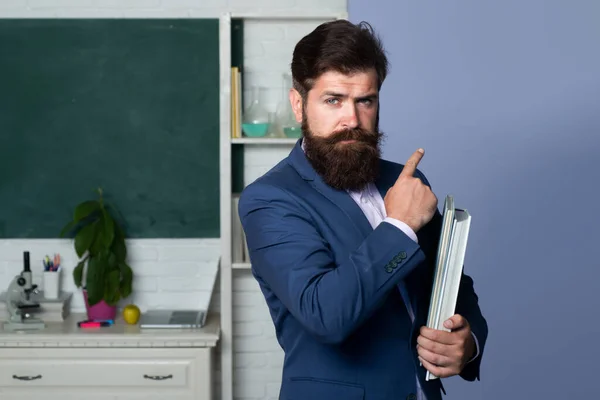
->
[291,19,389,99]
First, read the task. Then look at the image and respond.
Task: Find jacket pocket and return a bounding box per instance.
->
[282,377,365,400]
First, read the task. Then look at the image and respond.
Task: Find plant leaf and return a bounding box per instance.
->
[90,218,112,256]
[119,262,133,299]
[106,201,127,228]
[112,224,127,262]
[72,258,86,287]
[104,269,121,306]
[74,200,100,222]
[107,251,117,269]
[85,253,106,306]
[60,219,78,238]
[102,208,115,249]
[112,240,126,263]
[74,222,97,258]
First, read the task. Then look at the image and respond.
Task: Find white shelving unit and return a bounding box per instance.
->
[231,137,299,145]
[218,12,347,400]
[232,262,251,269]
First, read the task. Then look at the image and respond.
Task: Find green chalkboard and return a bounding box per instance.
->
[0,19,221,238]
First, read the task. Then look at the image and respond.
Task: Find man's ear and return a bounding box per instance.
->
[289,88,303,123]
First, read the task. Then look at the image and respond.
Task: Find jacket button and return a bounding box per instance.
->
[406,394,417,400]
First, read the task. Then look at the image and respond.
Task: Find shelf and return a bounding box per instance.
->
[231,137,299,145]
[232,262,251,269]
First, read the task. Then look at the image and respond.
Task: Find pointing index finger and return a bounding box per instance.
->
[399,148,424,178]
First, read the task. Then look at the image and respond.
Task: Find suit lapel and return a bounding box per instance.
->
[311,179,374,238]
[374,160,396,199]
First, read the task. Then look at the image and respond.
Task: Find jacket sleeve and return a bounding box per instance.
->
[238,182,426,344]
[456,268,488,381]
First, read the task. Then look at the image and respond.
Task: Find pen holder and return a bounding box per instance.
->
[43,270,61,300]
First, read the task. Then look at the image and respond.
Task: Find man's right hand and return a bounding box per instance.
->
[384,148,438,233]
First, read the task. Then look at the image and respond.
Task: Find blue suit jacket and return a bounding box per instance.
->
[238,140,488,400]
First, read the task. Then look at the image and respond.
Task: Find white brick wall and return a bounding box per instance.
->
[0,1,347,399]
[0,239,220,313]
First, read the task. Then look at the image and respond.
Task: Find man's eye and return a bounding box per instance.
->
[359,99,372,105]
[326,98,339,105]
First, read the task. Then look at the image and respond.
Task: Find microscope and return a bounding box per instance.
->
[3,251,45,331]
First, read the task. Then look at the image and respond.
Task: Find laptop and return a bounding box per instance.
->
[139,267,217,329]
[139,309,207,329]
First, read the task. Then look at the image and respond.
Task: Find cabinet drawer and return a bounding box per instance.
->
[0,358,189,388]
[0,347,211,398]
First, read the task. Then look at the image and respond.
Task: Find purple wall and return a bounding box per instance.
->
[348,1,600,398]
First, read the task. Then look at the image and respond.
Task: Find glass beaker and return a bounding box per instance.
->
[266,111,280,138]
[275,73,302,138]
[242,85,270,137]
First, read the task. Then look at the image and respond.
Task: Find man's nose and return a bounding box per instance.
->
[340,104,359,129]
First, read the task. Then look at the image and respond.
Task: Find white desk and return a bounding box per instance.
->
[0,312,220,400]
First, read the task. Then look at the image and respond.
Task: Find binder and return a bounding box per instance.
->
[424,195,472,381]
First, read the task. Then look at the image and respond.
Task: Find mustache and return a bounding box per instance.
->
[318,127,382,146]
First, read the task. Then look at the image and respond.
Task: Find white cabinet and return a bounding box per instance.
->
[0,348,211,400]
[0,313,219,400]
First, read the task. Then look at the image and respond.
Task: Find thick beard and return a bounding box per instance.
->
[302,112,384,192]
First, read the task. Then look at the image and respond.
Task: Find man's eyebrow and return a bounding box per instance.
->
[320,91,378,100]
[356,93,378,101]
[320,91,347,98]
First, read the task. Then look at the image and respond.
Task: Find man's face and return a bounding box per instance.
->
[289,69,384,191]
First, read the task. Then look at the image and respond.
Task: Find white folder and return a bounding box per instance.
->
[424,195,472,381]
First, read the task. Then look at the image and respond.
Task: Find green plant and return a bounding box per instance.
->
[60,188,133,306]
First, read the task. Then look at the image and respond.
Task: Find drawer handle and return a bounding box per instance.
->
[143,374,173,381]
[13,374,42,381]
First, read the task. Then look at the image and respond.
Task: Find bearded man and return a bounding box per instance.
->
[238,19,488,400]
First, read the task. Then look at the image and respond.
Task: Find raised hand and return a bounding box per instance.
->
[384,149,438,232]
